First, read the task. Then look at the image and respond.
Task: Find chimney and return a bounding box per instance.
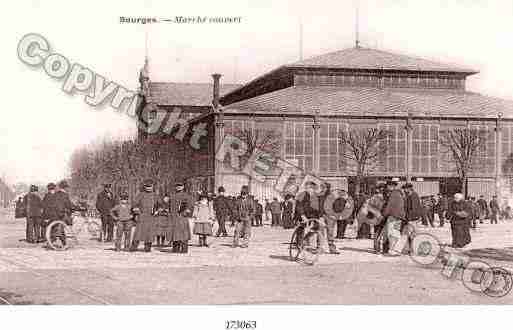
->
[212,73,222,108]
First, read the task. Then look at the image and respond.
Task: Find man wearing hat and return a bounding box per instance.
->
[232,185,254,248]
[95,183,116,242]
[213,186,231,237]
[23,185,43,243]
[378,180,405,255]
[55,180,78,223]
[43,180,78,245]
[42,183,57,241]
[168,182,195,252]
[131,179,158,252]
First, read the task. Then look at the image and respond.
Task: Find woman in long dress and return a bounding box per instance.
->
[281,194,295,229]
[447,193,471,248]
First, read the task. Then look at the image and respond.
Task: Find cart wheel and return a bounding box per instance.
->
[289,227,302,261]
[45,220,75,251]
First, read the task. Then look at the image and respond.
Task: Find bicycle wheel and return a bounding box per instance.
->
[289,227,302,261]
[45,220,75,251]
[301,232,319,265]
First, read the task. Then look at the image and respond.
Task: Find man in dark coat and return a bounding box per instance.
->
[54,180,78,222]
[477,195,488,224]
[436,194,448,227]
[95,183,116,242]
[254,199,263,227]
[448,193,472,248]
[42,182,58,240]
[233,185,254,248]
[131,179,158,252]
[44,180,78,245]
[270,198,282,227]
[380,181,405,255]
[168,183,195,253]
[490,196,500,224]
[213,186,231,237]
[402,183,422,253]
[23,185,43,243]
[469,197,479,229]
[403,184,422,224]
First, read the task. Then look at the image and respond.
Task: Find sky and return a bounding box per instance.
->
[2,0,513,185]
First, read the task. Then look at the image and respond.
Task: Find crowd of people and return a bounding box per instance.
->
[13,177,512,255]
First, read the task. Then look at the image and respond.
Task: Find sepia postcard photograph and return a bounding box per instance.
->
[1,0,513,328]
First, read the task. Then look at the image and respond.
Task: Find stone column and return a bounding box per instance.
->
[312,113,321,175]
[214,110,225,191]
[405,113,413,183]
[495,112,503,201]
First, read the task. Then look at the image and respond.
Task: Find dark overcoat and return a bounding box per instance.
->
[133,191,157,242]
[448,200,472,248]
[167,191,195,242]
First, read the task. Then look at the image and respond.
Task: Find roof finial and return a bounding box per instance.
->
[355,1,360,48]
[139,28,150,95]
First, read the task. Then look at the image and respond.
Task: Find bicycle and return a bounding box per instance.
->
[45,212,101,251]
[289,218,323,265]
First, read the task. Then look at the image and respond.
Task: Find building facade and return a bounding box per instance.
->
[138,47,513,205]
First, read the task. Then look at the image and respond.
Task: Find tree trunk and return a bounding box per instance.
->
[461,175,468,198]
[354,175,361,196]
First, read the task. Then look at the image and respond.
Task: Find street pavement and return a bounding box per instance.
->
[1,212,513,304]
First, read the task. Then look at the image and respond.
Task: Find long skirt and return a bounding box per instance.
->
[193,222,213,236]
[282,211,295,229]
[133,217,155,242]
[450,219,471,248]
[154,215,170,237]
[168,216,191,242]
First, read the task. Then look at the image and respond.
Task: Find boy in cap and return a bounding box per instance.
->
[110,193,134,251]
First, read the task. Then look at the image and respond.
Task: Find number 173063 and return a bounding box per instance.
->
[225,320,256,329]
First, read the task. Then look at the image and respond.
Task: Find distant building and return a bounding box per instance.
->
[136,46,513,205]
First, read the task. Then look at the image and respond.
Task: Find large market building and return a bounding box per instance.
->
[137,45,513,205]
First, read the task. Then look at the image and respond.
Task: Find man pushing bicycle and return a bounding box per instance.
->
[294,181,325,252]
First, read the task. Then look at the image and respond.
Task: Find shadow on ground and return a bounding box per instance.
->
[0,288,51,305]
[464,247,513,262]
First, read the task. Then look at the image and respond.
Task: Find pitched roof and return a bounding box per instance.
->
[223,86,513,119]
[288,47,478,74]
[148,82,242,106]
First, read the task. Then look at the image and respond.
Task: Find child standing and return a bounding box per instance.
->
[192,194,215,247]
[110,194,134,251]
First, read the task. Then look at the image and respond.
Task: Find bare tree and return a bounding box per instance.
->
[232,128,281,192]
[439,127,488,197]
[339,127,390,196]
